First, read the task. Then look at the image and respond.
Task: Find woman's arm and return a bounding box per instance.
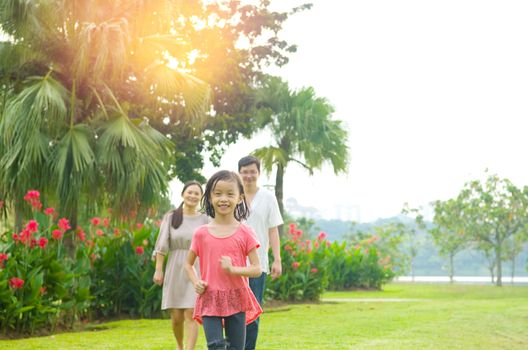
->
[220,248,261,278]
[152,253,165,285]
[184,250,207,294]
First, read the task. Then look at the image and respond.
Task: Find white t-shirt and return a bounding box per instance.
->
[244,187,283,273]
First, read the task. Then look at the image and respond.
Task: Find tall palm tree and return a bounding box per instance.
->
[0,0,210,227]
[253,76,349,219]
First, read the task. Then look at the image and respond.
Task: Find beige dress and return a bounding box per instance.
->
[154,211,209,309]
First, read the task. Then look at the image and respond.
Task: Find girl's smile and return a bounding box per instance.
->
[210,180,242,217]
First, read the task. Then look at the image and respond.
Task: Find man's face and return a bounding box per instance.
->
[239,163,260,187]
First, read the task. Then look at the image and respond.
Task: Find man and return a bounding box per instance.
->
[238,155,283,350]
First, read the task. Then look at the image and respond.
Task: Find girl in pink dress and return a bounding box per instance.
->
[184,170,262,350]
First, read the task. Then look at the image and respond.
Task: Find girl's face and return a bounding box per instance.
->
[182,184,202,209]
[210,179,242,217]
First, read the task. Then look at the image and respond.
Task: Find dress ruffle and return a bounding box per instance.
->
[193,286,263,325]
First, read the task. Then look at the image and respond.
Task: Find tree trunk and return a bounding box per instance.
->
[275,163,285,236]
[495,243,502,286]
[449,252,454,283]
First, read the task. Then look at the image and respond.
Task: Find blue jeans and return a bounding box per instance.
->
[245,272,266,350]
[202,312,246,350]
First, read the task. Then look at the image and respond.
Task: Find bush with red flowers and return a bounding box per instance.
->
[265,223,395,302]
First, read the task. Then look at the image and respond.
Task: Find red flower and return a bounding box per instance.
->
[26,220,39,233]
[113,228,120,237]
[52,229,63,240]
[135,246,144,255]
[38,237,48,249]
[58,218,71,232]
[103,218,110,227]
[291,261,300,270]
[90,217,101,226]
[12,233,19,242]
[77,230,86,242]
[0,253,8,268]
[20,229,31,244]
[44,207,55,216]
[288,223,296,234]
[23,190,42,210]
[310,268,318,273]
[136,223,144,230]
[9,277,24,289]
[314,241,319,248]
[317,232,327,241]
[95,229,104,237]
[40,286,46,295]
[284,244,293,252]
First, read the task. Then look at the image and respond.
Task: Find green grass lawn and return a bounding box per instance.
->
[2,283,527,349]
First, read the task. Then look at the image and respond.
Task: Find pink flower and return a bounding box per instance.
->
[9,277,24,289]
[103,218,110,227]
[52,229,63,240]
[44,207,55,216]
[38,237,48,249]
[288,223,296,234]
[136,223,144,230]
[326,241,331,248]
[135,246,145,255]
[95,229,104,237]
[58,218,71,232]
[284,244,293,252]
[314,241,319,248]
[291,261,300,270]
[12,233,19,242]
[317,232,327,241]
[113,228,120,237]
[310,267,318,273]
[26,220,39,233]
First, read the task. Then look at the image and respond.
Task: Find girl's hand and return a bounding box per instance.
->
[220,256,233,274]
[153,270,164,285]
[195,280,208,294]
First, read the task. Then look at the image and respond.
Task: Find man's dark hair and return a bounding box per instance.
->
[238,155,261,172]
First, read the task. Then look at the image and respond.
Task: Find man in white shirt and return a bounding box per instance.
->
[238,155,283,350]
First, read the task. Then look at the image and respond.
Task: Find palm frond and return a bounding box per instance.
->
[253,146,288,175]
[143,61,210,121]
[49,124,96,213]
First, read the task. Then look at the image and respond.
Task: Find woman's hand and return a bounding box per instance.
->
[153,270,164,285]
[220,256,233,274]
[194,280,208,294]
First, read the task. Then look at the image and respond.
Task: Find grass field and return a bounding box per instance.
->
[1,283,527,349]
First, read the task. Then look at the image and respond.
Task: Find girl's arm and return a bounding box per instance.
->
[184,250,207,294]
[220,248,261,278]
[153,253,165,285]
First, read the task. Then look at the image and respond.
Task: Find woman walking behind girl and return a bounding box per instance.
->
[153,181,208,350]
[185,170,262,350]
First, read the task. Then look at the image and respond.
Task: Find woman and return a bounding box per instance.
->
[153,181,208,350]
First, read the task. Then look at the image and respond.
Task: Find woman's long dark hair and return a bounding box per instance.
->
[171,180,203,229]
[202,170,249,221]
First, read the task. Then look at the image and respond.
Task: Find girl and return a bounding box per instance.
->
[184,170,262,350]
[153,180,208,350]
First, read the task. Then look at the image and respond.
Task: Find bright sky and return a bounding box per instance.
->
[171,0,528,222]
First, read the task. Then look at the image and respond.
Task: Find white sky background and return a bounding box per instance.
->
[171,0,528,222]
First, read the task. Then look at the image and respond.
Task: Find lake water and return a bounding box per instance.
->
[395,276,528,284]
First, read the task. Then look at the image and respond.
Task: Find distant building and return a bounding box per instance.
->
[285,197,321,219]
